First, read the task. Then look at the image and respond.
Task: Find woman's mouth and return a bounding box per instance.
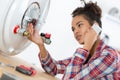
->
[76,35,81,41]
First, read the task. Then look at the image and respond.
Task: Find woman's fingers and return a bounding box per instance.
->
[25,23,34,39]
[27,23,34,35]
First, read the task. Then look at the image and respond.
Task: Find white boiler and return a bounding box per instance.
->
[0,0,50,56]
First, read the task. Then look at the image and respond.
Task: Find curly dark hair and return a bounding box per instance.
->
[72,1,102,28]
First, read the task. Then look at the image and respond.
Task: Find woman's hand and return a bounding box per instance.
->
[27,23,44,46]
[83,27,98,51]
[27,23,48,58]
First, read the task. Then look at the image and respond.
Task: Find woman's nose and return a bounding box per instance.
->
[74,28,79,34]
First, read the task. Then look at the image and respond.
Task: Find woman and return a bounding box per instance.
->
[27,1,120,80]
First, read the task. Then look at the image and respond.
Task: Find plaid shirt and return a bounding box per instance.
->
[39,40,120,80]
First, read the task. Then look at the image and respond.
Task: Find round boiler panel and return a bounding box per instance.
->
[0,0,50,56]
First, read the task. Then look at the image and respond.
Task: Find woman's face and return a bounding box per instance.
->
[72,15,91,44]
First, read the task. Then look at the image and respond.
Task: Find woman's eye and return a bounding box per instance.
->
[78,24,81,27]
[72,27,74,32]
[78,24,83,27]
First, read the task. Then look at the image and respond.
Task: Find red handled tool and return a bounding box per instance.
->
[16,65,37,76]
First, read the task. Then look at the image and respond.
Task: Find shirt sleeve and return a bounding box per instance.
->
[62,48,117,80]
[39,51,72,76]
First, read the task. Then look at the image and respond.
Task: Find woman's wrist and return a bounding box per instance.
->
[37,42,44,47]
[37,43,47,58]
[83,45,91,51]
[83,41,95,51]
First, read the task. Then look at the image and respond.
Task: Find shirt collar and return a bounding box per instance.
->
[96,39,106,52]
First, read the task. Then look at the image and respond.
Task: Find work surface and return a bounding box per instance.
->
[0,53,60,80]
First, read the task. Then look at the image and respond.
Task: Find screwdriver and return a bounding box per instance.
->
[0,62,15,68]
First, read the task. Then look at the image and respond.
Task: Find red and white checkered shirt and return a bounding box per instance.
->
[39,40,120,80]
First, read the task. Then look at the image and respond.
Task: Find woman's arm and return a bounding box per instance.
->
[27,23,48,58]
[27,23,72,75]
[39,51,72,76]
